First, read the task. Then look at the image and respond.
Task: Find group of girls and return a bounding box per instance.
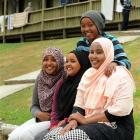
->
[8,10,135,140]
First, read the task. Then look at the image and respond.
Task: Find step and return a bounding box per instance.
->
[0,84,33,99]
[4,70,40,85]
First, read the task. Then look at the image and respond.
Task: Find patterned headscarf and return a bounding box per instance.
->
[37,47,65,112]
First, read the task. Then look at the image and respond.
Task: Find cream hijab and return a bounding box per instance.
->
[75,37,135,117]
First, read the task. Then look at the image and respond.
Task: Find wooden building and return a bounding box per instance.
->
[0,0,140,43]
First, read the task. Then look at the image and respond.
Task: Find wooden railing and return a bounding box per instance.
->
[0,0,140,42]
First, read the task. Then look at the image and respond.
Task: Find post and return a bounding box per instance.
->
[41,0,45,40]
[20,27,24,42]
[89,0,92,10]
[63,5,66,39]
[20,34,24,42]
[3,0,7,43]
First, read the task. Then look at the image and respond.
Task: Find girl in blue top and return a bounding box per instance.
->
[76,10,131,76]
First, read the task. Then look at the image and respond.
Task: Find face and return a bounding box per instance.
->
[42,55,58,75]
[65,53,81,77]
[81,17,101,43]
[89,42,105,69]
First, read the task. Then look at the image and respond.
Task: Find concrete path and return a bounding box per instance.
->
[4,70,40,85]
[118,35,140,44]
[0,70,40,100]
[0,84,33,99]
[0,34,140,100]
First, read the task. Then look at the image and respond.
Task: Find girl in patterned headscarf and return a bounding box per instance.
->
[37,47,65,114]
[8,47,65,140]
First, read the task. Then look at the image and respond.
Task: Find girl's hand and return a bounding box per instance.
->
[36,112,50,121]
[69,113,86,124]
[49,125,58,131]
[57,120,66,127]
[59,120,78,135]
[105,62,117,77]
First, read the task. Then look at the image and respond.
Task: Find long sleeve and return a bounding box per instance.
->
[50,79,63,127]
[74,89,85,109]
[72,106,85,115]
[104,110,133,122]
[30,77,41,117]
[76,37,90,52]
[76,34,131,69]
[104,67,134,118]
[73,70,89,110]
[103,33,131,69]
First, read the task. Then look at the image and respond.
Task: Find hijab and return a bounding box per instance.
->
[37,47,65,112]
[57,50,91,120]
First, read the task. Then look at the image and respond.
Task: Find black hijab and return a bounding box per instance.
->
[57,50,91,120]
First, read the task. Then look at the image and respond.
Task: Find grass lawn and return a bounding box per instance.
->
[0,87,32,125]
[133,90,140,140]
[0,36,140,139]
[0,38,78,85]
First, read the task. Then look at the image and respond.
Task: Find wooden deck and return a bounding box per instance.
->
[0,0,140,42]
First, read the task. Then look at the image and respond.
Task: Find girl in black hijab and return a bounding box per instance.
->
[56,50,91,122]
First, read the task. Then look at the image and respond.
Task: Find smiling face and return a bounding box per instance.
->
[89,42,105,69]
[81,17,101,44]
[65,53,81,77]
[42,55,58,75]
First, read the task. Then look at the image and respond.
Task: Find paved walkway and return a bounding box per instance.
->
[4,70,40,85]
[118,35,139,43]
[0,70,40,100]
[0,34,140,100]
[0,84,33,99]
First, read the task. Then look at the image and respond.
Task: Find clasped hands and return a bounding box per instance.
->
[59,112,86,135]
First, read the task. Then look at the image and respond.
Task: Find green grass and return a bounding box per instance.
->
[0,43,26,52]
[0,87,33,125]
[0,36,140,139]
[134,90,140,140]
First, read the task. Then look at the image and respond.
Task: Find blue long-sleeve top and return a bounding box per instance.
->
[76,32,131,70]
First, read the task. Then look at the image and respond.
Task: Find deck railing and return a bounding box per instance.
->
[0,0,140,42]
